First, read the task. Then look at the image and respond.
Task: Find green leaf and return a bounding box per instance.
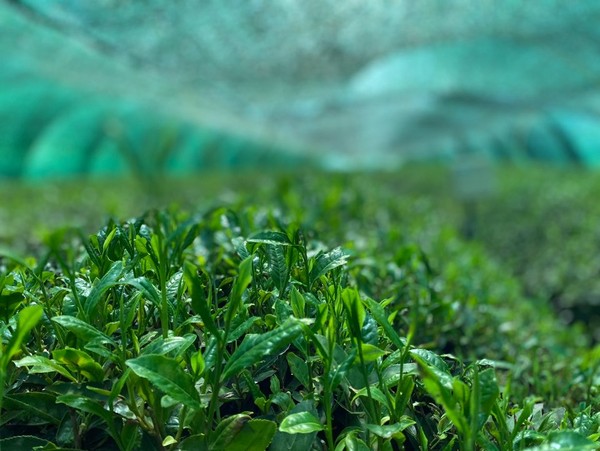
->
[290,287,306,318]
[352,385,389,406]
[184,263,219,339]
[0,248,34,270]
[267,244,289,294]
[335,431,371,451]
[342,288,365,337]
[357,343,387,363]
[191,350,205,378]
[227,317,259,343]
[52,347,105,382]
[412,352,467,434]
[0,292,24,322]
[177,434,207,451]
[126,354,202,411]
[0,436,51,450]
[309,247,348,284]
[163,436,178,447]
[229,419,277,451]
[525,431,598,450]
[394,376,416,420]
[0,305,43,374]
[381,364,419,386]
[329,348,357,390]
[286,352,310,387]
[271,392,294,411]
[102,226,118,253]
[3,392,64,425]
[13,355,77,382]
[211,414,251,449]
[221,317,304,381]
[246,231,292,246]
[203,336,219,372]
[270,402,319,451]
[85,261,123,316]
[365,418,415,439]
[2,305,43,365]
[51,315,116,347]
[56,394,114,424]
[142,334,196,357]
[126,276,162,308]
[225,256,254,327]
[477,367,499,426]
[211,417,277,451]
[360,314,379,345]
[410,349,450,374]
[362,297,406,351]
[279,412,324,434]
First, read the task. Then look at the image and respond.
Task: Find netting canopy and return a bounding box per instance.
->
[2,1,600,178]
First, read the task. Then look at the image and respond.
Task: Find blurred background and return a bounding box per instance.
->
[3,0,600,177]
[2,1,600,336]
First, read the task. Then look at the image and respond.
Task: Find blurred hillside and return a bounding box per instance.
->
[2,1,600,178]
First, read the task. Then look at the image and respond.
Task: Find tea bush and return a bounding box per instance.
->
[1,172,598,450]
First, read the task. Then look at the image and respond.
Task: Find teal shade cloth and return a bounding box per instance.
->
[2,1,600,178]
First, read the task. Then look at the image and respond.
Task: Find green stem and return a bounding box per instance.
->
[0,368,5,421]
[206,334,226,441]
[324,382,335,450]
[356,341,378,423]
[157,232,169,339]
[175,406,189,443]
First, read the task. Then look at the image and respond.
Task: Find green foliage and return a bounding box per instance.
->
[471,167,600,340]
[0,171,598,450]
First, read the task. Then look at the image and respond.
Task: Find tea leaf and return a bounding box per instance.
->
[357,342,387,363]
[267,244,289,294]
[247,231,292,246]
[126,354,202,411]
[0,292,24,322]
[57,394,114,424]
[13,355,77,382]
[184,262,219,338]
[362,297,406,350]
[365,418,415,438]
[52,315,116,347]
[212,416,277,451]
[142,334,196,357]
[279,412,324,434]
[225,256,254,326]
[85,261,123,316]
[52,347,104,382]
[329,348,357,390]
[410,349,450,374]
[126,276,162,308]
[0,436,51,450]
[2,305,43,365]
[211,414,251,449]
[227,317,260,343]
[221,318,304,381]
[290,286,305,318]
[270,402,319,451]
[309,247,348,284]
[3,392,64,425]
[477,367,500,426]
[525,431,598,450]
[413,353,466,434]
[191,350,205,378]
[286,352,310,387]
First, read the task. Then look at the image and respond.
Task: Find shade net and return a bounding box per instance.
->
[2,0,600,178]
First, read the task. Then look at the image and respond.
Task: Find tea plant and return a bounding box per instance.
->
[0,199,598,450]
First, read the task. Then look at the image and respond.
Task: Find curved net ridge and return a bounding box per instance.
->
[2,1,600,177]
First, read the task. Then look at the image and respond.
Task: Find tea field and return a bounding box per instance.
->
[1,167,599,450]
